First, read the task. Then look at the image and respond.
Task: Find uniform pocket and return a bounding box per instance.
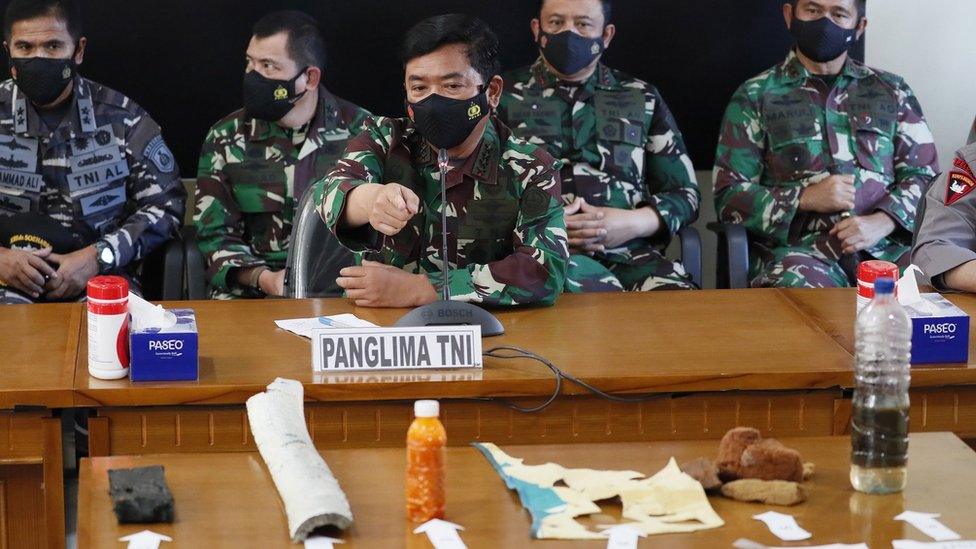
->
[230,178,289,254]
[596,120,645,181]
[852,122,895,177]
[231,181,287,213]
[766,118,826,183]
[456,197,518,265]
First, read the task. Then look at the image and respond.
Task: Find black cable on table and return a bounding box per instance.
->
[470,345,668,413]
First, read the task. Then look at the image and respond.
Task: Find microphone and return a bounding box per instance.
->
[393,146,504,336]
[438,148,451,301]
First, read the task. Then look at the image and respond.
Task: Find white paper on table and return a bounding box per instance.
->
[733,540,867,549]
[895,512,962,542]
[752,511,812,541]
[413,519,466,549]
[304,536,344,548]
[275,314,377,339]
[893,541,976,549]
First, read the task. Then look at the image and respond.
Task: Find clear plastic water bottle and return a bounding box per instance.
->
[851,277,911,494]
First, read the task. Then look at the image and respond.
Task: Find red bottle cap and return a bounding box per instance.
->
[857,260,899,298]
[857,260,900,283]
[87,275,129,301]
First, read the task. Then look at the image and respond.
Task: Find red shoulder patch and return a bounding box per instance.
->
[954,156,975,179]
[946,170,976,205]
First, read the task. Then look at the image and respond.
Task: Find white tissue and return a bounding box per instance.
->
[128,292,177,332]
[897,264,924,306]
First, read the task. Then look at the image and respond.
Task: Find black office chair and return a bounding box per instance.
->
[179,178,209,300]
[707,171,945,291]
[706,222,750,289]
[676,225,704,289]
[283,184,356,298]
[138,235,185,300]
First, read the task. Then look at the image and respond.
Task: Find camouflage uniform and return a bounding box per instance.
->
[0,76,185,304]
[193,86,371,299]
[713,51,939,288]
[315,115,568,306]
[498,60,700,292]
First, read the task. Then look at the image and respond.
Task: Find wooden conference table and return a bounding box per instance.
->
[69,289,976,458]
[0,303,78,548]
[77,432,976,548]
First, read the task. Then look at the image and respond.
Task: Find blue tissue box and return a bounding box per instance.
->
[130,309,199,381]
[906,294,969,365]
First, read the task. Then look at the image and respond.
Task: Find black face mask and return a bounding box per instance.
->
[407,88,490,150]
[10,57,75,105]
[243,68,308,121]
[790,16,859,63]
[538,30,604,75]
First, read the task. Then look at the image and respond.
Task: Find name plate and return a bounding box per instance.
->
[311,325,483,372]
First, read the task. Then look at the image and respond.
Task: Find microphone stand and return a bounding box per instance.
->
[394,148,505,336]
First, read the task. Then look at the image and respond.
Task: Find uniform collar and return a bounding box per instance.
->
[413,116,501,188]
[779,48,871,85]
[13,75,98,139]
[528,57,619,93]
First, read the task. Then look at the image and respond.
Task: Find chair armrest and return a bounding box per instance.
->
[677,226,703,288]
[706,222,750,289]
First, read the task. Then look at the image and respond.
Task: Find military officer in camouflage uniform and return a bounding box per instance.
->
[0,0,184,304]
[194,11,371,299]
[498,0,700,292]
[912,143,976,292]
[714,0,938,288]
[315,14,568,307]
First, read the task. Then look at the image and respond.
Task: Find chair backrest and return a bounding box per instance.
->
[181,178,196,227]
[284,185,356,298]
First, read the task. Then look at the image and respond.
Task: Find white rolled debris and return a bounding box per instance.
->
[246,378,353,542]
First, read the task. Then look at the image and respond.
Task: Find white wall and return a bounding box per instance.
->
[866,0,976,167]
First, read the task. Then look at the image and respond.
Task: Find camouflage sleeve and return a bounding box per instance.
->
[192,126,263,290]
[873,79,939,238]
[713,83,801,245]
[347,106,375,138]
[643,86,700,238]
[103,111,185,268]
[314,117,391,251]
[434,148,568,307]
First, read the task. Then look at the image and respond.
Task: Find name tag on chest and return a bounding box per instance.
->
[67,159,130,195]
[0,170,42,193]
[311,326,483,372]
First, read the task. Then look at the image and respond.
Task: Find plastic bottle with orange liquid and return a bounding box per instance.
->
[406,399,446,523]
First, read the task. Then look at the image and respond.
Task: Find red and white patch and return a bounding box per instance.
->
[946,170,976,205]
[954,156,975,178]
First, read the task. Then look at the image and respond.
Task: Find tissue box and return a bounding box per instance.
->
[130,309,199,381]
[906,294,969,364]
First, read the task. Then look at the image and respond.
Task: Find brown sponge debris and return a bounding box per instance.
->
[680,457,722,491]
[716,427,804,482]
[721,479,807,506]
